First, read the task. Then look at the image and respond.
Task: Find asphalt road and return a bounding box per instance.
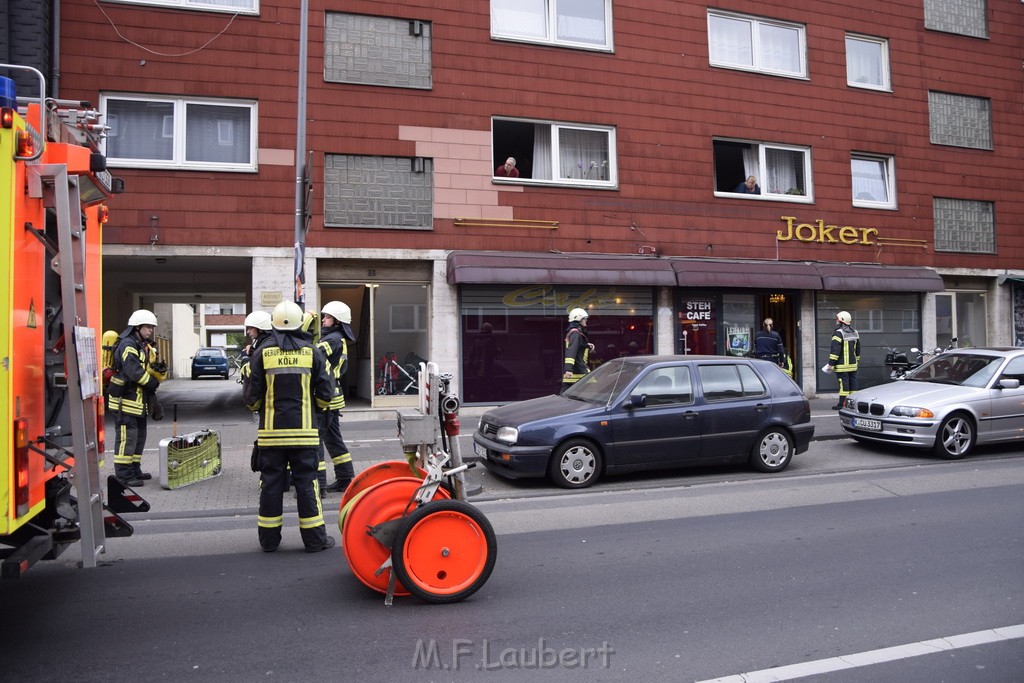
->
[2,458,1022,682]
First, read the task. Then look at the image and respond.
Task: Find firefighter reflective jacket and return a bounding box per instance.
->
[563,322,590,384]
[243,329,333,448]
[316,326,348,410]
[108,330,159,416]
[828,324,861,373]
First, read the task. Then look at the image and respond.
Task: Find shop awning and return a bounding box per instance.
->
[997,274,1024,286]
[814,263,945,292]
[669,259,823,290]
[446,252,676,286]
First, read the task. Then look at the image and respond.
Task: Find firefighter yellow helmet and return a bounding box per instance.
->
[271,301,304,331]
[243,310,272,331]
[836,310,852,325]
[568,307,589,322]
[321,300,352,324]
[127,309,157,327]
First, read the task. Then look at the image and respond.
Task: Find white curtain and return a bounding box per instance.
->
[709,15,753,66]
[556,0,607,45]
[742,146,758,182]
[765,147,801,195]
[492,0,546,39]
[532,124,552,179]
[557,127,608,180]
[759,23,800,74]
[852,158,886,202]
[846,38,881,86]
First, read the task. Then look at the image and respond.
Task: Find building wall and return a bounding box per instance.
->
[58,0,1022,269]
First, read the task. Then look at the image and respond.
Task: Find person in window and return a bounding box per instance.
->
[734,175,760,194]
[753,317,785,365]
[495,156,519,178]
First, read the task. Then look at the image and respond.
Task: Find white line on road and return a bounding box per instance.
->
[697,623,1024,682]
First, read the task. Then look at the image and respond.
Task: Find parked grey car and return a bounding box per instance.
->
[839,347,1024,459]
[473,355,814,489]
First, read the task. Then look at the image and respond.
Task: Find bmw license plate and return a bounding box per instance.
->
[853,417,882,431]
[473,442,484,457]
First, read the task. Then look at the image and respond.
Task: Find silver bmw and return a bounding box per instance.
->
[839,347,1024,459]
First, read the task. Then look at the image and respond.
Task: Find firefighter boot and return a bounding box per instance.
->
[323,462,355,493]
[115,465,144,487]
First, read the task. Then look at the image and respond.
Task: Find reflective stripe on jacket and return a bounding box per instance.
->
[316,327,347,410]
[828,324,860,373]
[108,333,158,416]
[563,324,590,384]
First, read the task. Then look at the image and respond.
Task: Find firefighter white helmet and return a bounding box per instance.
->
[568,307,589,322]
[836,311,852,325]
[321,300,352,325]
[127,309,158,327]
[243,310,272,331]
[271,301,304,331]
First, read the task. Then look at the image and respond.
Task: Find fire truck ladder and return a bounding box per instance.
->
[28,162,106,568]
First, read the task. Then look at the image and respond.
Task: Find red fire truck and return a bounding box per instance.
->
[0,64,140,577]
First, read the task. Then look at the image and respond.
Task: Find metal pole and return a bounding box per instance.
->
[293,0,309,309]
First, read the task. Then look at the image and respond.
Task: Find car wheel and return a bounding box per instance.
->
[932,412,975,460]
[191,372,198,380]
[750,427,793,473]
[548,438,602,489]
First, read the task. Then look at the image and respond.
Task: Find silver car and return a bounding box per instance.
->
[839,347,1024,459]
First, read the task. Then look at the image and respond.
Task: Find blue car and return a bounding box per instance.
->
[473,355,814,489]
[191,347,230,380]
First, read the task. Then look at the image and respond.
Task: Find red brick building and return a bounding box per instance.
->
[24,0,1024,405]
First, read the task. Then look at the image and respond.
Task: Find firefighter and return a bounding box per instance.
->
[239,310,273,373]
[826,310,860,409]
[561,307,594,394]
[243,301,335,553]
[109,309,163,486]
[317,300,357,493]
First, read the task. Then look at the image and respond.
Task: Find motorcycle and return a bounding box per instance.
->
[884,337,958,380]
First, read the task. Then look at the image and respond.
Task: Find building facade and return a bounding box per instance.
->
[16,0,1024,407]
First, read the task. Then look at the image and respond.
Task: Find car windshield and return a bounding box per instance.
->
[906,352,1001,387]
[563,358,644,406]
[198,349,223,359]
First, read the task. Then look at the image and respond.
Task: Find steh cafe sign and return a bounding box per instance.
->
[777,216,877,245]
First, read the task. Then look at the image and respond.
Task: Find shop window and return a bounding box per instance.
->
[460,285,653,403]
[845,34,890,91]
[491,0,613,51]
[492,118,616,187]
[102,95,256,171]
[851,154,896,209]
[713,139,812,201]
[935,292,987,349]
[707,10,807,78]
[103,0,257,12]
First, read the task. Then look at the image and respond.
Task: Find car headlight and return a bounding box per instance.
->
[495,426,519,445]
[890,406,935,418]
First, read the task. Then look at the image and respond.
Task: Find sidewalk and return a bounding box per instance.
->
[101,383,846,520]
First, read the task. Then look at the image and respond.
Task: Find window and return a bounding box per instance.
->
[492,118,617,187]
[845,34,890,90]
[634,367,694,406]
[934,198,995,253]
[698,364,764,401]
[324,155,433,229]
[923,0,988,38]
[101,95,256,171]
[902,309,920,333]
[103,0,257,13]
[856,309,884,332]
[929,91,992,149]
[936,292,987,349]
[708,11,806,78]
[851,154,896,209]
[713,139,812,201]
[491,0,612,51]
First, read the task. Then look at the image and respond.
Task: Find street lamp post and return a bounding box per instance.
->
[293,0,309,309]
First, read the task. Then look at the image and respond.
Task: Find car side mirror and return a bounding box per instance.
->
[998,378,1021,389]
[624,394,648,409]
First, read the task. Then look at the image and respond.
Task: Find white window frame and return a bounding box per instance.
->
[845,34,891,91]
[707,10,807,79]
[101,94,258,172]
[851,153,897,210]
[713,138,814,202]
[102,0,258,14]
[857,309,884,333]
[490,0,614,52]
[901,309,920,333]
[492,117,618,189]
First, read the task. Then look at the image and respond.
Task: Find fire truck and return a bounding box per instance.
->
[0,64,140,577]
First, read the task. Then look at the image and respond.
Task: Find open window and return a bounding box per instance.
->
[713,139,812,201]
[492,117,617,187]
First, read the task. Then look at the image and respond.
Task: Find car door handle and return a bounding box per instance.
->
[683,411,697,420]
[755,403,768,411]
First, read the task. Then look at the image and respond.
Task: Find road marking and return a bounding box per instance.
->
[697,624,1024,682]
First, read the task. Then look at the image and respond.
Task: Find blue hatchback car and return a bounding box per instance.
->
[473,355,814,488]
[191,347,230,380]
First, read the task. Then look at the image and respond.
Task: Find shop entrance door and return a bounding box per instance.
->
[758,293,798,381]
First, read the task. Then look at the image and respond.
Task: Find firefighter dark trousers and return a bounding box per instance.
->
[836,370,858,399]
[113,411,147,481]
[258,447,328,552]
[317,409,354,487]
